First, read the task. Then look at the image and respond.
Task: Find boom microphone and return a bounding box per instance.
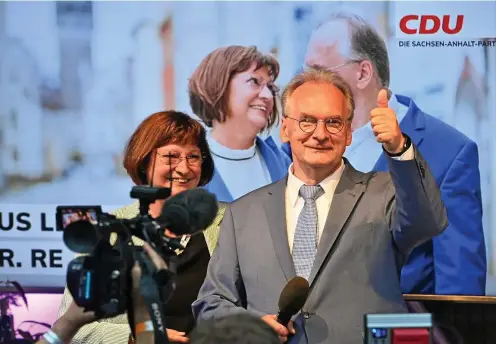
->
[277,276,310,327]
[157,188,219,236]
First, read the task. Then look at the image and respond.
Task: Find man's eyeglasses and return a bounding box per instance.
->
[156,152,204,167]
[301,59,362,73]
[283,115,351,134]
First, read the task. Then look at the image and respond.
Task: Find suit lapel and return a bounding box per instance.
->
[257,136,289,182]
[264,177,296,281]
[397,95,425,148]
[308,162,367,286]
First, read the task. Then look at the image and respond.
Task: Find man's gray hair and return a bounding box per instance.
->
[317,10,390,89]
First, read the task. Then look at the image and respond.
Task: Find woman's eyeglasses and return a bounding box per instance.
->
[247,77,280,95]
[156,152,204,167]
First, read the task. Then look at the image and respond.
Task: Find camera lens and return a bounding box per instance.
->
[63,220,99,254]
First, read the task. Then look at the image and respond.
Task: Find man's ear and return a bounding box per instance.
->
[345,124,352,147]
[356,60,374,91]
[280,117,290,143]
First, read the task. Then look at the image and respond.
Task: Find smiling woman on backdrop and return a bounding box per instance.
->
[56,111,227,344]
[188,45,291,202]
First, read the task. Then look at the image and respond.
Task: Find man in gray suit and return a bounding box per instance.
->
[192,69,447,344]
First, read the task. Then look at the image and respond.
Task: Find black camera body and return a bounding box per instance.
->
[56,185,218,344]
[56,186,175,319]
[65,239,134,317]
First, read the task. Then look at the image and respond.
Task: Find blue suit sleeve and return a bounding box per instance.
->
[434,141,486,295]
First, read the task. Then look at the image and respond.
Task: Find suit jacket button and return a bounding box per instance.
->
[302,311,310,319]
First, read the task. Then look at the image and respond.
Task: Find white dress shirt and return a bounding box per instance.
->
[285,161,346,253]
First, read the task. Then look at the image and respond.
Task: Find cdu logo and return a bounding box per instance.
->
[399,15,464,35]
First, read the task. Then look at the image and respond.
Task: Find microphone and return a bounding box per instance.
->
[277,276,310,327]
[157,188,219,236]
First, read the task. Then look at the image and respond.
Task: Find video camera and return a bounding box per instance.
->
[56,185,218,344]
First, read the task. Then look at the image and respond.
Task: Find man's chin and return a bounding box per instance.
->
[315,163,336,169]
[305,159,337,168]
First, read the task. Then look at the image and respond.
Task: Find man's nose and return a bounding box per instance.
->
[312,121,329,140]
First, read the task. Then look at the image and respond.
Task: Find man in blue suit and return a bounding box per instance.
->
[282,10,486,295]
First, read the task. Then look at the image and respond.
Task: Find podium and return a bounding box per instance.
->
[404,294,496,344]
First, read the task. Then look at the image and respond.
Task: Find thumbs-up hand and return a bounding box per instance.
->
[370,89,405,154]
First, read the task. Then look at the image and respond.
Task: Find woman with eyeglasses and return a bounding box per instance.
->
[56,111,226,343]
[189,45,291,202]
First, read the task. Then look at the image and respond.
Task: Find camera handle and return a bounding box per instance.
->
[130,185,171,217]
[128,253,170,344]
[139,199,151,217]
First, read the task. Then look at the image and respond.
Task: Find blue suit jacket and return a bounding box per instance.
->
[281,95,486,295]
[205,136,291,202]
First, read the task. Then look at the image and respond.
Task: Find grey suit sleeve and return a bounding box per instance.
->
[192,204,258,322]
[56,286,130,344]
[385,145,448,256]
